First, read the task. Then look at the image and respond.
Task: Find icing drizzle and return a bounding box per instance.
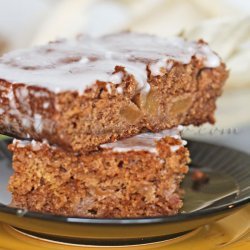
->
[100,126,186,154]
[13,126,186,154]
[0,32,220,95]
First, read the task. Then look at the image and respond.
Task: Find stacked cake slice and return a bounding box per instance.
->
[9,128,189,217]
[0,32,228,217]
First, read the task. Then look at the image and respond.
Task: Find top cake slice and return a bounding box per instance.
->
[0,32,228,152]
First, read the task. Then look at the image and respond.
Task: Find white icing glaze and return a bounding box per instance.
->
[13,126,186,154]
[13,138,53,151]
[15,87,28,101]
[31,140,41,151]
[42,102,50,109]
[33,114,43,133]
[13,139,28,147]
[0,33,220,95]
[197,45,220,67]
[0,108,4,115]
[106,83,111,94]
[100,126,186,154]
[149,59,168,76]
[116,86,123,94]
[108,71,124,84]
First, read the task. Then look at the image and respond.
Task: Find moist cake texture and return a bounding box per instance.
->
[0,32,228,152]
[8,127,189,218]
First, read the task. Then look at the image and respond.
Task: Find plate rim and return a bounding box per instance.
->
[0,139,249,226]
[0,197,249,226]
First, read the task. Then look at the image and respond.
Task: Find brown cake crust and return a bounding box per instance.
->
[8,136,189,218]
[0,60,228,152]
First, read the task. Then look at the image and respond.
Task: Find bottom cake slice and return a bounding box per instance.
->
[8,127,189,218]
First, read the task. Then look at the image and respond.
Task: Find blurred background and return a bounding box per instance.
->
[0,0,249,153]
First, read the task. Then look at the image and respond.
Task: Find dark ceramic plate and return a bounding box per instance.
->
[0,139,249,245]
